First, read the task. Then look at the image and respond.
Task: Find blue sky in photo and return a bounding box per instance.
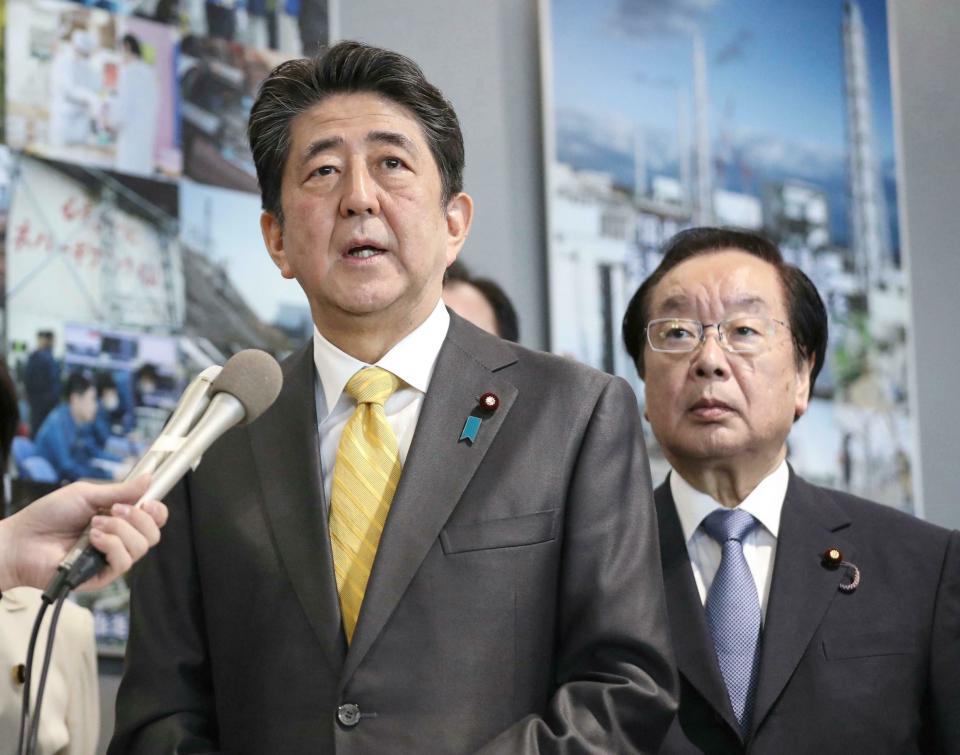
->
[178,179,306,325]
[549,0,897,248]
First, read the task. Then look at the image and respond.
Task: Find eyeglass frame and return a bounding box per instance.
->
[644,316,792,354]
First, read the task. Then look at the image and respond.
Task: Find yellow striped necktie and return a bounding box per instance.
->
[329,367,402,643]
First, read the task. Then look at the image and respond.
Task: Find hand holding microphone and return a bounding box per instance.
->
[40,364,222,593]
[0,365,227,593]
[0,476,167,593]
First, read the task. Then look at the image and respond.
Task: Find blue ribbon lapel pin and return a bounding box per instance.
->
[459,392,500,445]
[459,416,482,444]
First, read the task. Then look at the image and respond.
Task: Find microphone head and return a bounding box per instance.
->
[210,349,283,425]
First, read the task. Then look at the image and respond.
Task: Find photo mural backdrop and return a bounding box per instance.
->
[2,0,334,653]
[541,0,913,510]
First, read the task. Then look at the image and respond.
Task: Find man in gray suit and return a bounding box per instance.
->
[622,227,960,753]
[110,41,677,753]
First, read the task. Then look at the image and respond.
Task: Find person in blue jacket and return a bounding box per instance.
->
[88,373,127,444]
[35,373,118,482]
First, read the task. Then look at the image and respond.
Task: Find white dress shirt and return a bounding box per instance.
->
[670,459,789,622]
[312,299,450,509]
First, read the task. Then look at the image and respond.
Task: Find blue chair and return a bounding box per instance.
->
[11,436,59,483]
[11,436,36,468]
[22,456,58,484]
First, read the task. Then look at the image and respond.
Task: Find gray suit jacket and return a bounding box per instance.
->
[656,470,960,754]
[110,313,678,754]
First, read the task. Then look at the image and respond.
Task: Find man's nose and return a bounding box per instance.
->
[339,164,380,217]
[690,326,729,379]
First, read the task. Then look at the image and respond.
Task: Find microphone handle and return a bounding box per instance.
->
[43,393,246,600]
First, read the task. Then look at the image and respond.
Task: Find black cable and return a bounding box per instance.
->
[25,592,67,755]
[16,600,48,755]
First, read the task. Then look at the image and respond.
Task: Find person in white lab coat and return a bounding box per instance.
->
[48,30,100,149]
[107,34,159,177]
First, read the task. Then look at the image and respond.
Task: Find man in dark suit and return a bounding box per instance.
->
[24,330,61,435]
[110,41,677,754]
[621,227,960,753]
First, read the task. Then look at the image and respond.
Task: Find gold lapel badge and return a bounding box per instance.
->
[821,548,860,593]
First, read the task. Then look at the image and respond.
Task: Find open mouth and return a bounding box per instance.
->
[346,244,386,259]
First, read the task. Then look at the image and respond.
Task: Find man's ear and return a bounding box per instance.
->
[260,210,295,279]
[793,352,816,421]
[444,192,474,265]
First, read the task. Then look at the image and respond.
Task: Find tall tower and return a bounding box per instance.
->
[678,88,692,212]
[633,124,646,201]
[843,0,891,290]
[693,29,713,224]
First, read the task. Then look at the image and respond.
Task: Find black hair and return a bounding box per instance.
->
[135,363,159,381]
[122,34,142,57]
[63,372,93,401]
[621,227,828,398]
[0,364,19,466]
[468,279,520,343]
[248,40,464,224]
[94,372,118,397]
[443,260,520,343]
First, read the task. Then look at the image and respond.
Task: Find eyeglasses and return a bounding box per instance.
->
[645,316,790,354]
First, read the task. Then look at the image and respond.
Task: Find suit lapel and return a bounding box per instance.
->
[340,315,519,687]
[750,469,852,734]
[656,483,741,736]
[248,343,347,674]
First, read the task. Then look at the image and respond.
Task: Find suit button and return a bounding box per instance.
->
[337,703,361,728]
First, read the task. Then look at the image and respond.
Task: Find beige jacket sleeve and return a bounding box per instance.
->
[0,588,99,755]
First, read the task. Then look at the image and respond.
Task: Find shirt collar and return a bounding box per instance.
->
[671,458,788,544]
[312,299,450,418]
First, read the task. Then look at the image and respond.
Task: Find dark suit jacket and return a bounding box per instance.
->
[656,469,960,754]
[110,314,678,754]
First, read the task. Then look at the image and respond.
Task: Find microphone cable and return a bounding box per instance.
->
[15,599,47,755]
[16,589,68,755]
[23,591,68,755]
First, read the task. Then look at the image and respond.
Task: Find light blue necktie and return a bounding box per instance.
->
[702,508,762,735]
